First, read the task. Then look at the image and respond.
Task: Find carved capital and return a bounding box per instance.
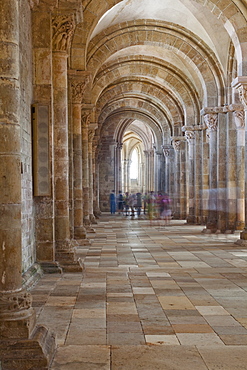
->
[172,140,181,151]
[185,130,195,143]
[204,113,218,138]
[238,85,247,109]
[233,110,245,129]
[0,291,32,315]
[81,111,90,127]
[52,14,75,52]
[70,77,90,104]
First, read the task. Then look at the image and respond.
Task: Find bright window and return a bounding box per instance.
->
[130,148,138,179]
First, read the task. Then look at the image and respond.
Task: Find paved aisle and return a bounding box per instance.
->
[31,215,247,369]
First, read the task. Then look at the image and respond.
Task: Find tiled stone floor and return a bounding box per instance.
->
[31,214,247,369]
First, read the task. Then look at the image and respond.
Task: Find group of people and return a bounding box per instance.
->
[110,190,172,225]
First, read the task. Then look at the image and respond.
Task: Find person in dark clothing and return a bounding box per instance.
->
[110,190,116,214]
[117,190,124,214]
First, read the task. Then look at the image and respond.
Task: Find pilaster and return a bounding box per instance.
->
[232,77,247,244]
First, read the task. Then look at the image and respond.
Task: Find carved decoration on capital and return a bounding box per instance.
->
[163,149,170,157]
[233,110,245,129]
[172,140,181,151]
[185,131,195,143]
[81,111,90,128]
[204,113,217,138]
[52,14,75,52]
[238,85,247,109]
[0,291,32,314]
[70,77,90,104]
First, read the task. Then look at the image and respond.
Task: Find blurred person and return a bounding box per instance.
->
[117,190,124,214]
[136,192,142,216]
[109,190,116,214]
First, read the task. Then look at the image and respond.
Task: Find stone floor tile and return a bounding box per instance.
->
[204,315,243,327]
[111,345,208,370]
[66,328,107,345]
[50,345,110,370]
[195,305,230,316]
[45,296,77,307]
[172,324,213,333]
[158,296,195,310]
[145,335,180,345]
[219,334,247,345]
[107,332,145,345]
[198,346,247,370]
[176,333,225,346]
[72,308,106,319]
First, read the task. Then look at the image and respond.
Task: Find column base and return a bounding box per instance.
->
[73,238,91,246]
[235,230,247,246]
[236,221,245,230]
[55,250,82,272]
[40,262,63,274]
[90,214,98,224]
[0,325,56,370]
[85,226,96,233]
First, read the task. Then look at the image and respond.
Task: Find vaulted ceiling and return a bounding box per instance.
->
[73,0,247,150]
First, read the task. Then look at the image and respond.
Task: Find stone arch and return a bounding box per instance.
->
[86,20,224,106]
[91,57,200,125]
[76,0,247,75]
[98,109,165,151]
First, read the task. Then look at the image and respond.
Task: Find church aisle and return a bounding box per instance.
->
[31,215,247,369]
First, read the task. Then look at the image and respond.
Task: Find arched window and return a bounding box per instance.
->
[130,148,138,179]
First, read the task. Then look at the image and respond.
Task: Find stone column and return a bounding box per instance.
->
[162,146,172,195]
[232,78,247,244]
[81,109,94,231]
[183,129,196,224]
[154,150,162,192]
[201,128,209,225]
[93,143,101,218]
[115,142,123,193]
[223,106,238,233]
[52,14,81,270]
[143,151,149,192]
[172,139,182,219]
[232,106,245,230]
[217,112,227,232]
[88,127,97,224]
[0,0,55,366]
[180,140,187,219]
[69,72,89,243]
[203,111,218,232]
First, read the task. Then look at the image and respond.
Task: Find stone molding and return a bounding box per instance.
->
[52,14,75,52]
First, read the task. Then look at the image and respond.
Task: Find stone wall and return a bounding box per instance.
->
[20,0,35,272]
